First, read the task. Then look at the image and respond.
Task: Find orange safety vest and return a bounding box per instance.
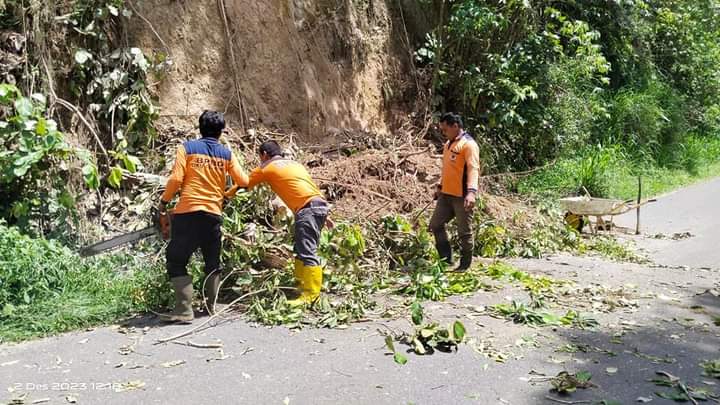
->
[440,132,480,197]
[162,137,248,215]
[247,157,324,213]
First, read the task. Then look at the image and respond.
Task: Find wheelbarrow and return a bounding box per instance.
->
[559,195,656,234]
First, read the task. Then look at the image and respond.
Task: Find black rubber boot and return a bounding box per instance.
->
[455,251,472,272]
[159,276,194,323]
[435,238,453,266]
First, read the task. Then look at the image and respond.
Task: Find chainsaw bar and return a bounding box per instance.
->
[79,226,158,257]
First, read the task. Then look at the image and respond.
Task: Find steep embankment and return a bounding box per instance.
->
[130,0,428,140]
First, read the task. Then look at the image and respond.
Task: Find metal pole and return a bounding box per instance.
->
[635,176,642,235]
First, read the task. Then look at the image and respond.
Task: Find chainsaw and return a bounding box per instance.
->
[79,185,241,257]
[79,207,173,257]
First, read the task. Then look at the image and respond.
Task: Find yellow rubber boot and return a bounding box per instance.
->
[288,263,322,307]
[292,259,304,293]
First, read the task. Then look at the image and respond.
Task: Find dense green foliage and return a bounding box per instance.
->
[0,222,171,341]
[418,0,720,179]
[0,0,166,234]
[519,136,720,199]
[0,83,101,237]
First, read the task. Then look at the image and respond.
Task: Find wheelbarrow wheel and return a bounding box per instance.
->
[564,212,585,232]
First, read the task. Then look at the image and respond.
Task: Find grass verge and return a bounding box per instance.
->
[0,222,171,342]
[518,136,720,200]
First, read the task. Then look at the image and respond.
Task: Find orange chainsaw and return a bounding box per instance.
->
[79,207,173,257]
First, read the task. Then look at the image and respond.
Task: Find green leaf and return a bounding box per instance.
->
[452,321,466,342]
[74,49,92,65]
[107,166,123,188]
[541,312,562,325]
[384,335,396,353]
[35,118,48,135]
[411,301,424,325]
[122,155,140,173]
[10,201,28,218]
[2,303,16,317]
[82,163,99,189]
[14,97,33,117]
[58,189,75,209]
[393,352,407,365]
[0,83,18,103]
[575,371,592,383]
[656,391,689,401]
[12,151,43,177]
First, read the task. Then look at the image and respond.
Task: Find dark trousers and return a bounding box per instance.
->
[294,200,328,266]
[428,193,473,261]
[166,211,222,278]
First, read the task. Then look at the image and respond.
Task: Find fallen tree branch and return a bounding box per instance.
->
[172,340,224,349]
[544,396,591,405]
[314,177,393,202]
[55,97,110,164]
[154,289,265,344]
[396,146,432,167]
[120,169,167,187]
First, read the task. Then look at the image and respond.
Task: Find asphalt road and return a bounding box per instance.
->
[616,176,720,269]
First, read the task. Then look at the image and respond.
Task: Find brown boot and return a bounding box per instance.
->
[159,276,194,323]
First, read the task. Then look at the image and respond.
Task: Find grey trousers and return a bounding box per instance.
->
[428,193,473,260]
[294,200,328,266]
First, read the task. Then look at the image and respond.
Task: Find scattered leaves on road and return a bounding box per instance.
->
[160,360,186,368]
[701,359,720,378]
[114,380,146,392]
[550,371,595,394]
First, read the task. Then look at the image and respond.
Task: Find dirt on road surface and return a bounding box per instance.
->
[2,179,720,405]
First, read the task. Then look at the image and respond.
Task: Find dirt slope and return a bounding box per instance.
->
[130,0,424,141]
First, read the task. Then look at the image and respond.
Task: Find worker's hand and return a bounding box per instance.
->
[158,200,168,213]
[433,184,441,200]
[224,185,241,200]
[325,216,335,230]
[464,191,476,212]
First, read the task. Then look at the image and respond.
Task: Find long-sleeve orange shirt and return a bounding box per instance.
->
[441,132,480,197]
[161,137,249,215]
[246,157,323,213]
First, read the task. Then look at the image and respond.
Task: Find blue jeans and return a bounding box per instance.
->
[294,200,328,266]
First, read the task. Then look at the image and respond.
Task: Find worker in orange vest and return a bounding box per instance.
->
[244,140,331,306]
[158,110,248,323]
[429,113,481,272]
